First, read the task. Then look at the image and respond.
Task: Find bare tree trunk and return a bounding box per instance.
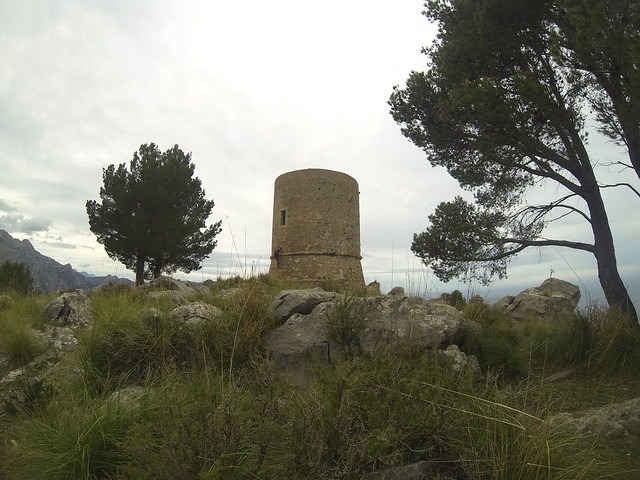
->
[135,256,146,286]
[585,188,638,323]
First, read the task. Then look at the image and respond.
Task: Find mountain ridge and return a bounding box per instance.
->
[0,229,132,293]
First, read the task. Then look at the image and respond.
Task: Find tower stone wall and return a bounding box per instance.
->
[268,168,365,290]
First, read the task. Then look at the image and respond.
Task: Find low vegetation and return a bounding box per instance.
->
[1,279,639,479]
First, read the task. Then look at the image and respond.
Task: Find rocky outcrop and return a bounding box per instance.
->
[495,278,580,321]
[265,288,469,384]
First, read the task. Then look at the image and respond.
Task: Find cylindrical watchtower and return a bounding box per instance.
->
[268,168,365,290]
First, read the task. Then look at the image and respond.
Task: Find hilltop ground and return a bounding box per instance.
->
[1,276,639,479]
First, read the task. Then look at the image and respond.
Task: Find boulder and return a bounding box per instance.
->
[146,290,189,305]
[366,281,381,296]
[44,326,78,353]
[551,397,640,442]
[139,276,211,298]
[271,287,339,323]
[169,302,223,327]
[264,301,335,385]
[358,295,466,354]
[436,345,481,380]
[387,286,406,296]
[43,290,93,327]
[495,278,580,321]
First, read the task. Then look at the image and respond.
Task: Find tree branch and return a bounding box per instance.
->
[599,182,640,199]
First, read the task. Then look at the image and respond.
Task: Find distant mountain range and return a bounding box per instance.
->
[0,230,132,293]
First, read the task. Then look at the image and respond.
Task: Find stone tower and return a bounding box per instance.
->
[268,168,365,290]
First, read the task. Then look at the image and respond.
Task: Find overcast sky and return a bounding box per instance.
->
[1,0,638,306]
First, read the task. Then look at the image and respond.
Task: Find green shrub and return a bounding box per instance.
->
[449,394,594,480]
[584,306,640,376]
[440,289,466,310]
[0,323,45,366]
[12,398,135,480]
[3,378,54,416]
[0,261,34,294]
[325,293,366,358]
[463,321,527,379]
[524,314,592,368]
[119,372,284,480]
[205,279,279,370]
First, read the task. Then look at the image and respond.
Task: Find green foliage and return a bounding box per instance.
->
[325,294,367,358]
[0,293,48,367]
[439,289,466,310]
[86,142,222,285]
[78,278,278,393]
[118,373,284,480]
[390,0,638,319]
[0,261,34,294]
[524,314,592,367]
[580,306,640,376]
[205,279,279,371]
[3,378,54,416]
[0,323,45,366]
[13,398,135,480]
[79,299,204,392]
[448,392,593,480]
[464,323,528,380]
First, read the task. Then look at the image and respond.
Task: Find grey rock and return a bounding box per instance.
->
[45,326,78,353]
[366,281,382,296]
[264,302,335,385]
[436,345,481,380]
[496,278,580,321]
[43,290,93,327]
[140,276,211,297]
[169,302,223,327]
[551,397,640,442]
[358,295,466,354]
[146,290,189,305]
[271,287,339,323]
[265,290,467,384]
[387,286,406,296]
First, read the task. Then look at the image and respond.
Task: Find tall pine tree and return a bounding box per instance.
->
[87,143,222,285]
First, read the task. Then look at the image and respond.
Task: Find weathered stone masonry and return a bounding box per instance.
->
[268,168,365,290]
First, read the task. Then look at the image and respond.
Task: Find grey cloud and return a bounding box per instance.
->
[0,199,18,212]
[0,214,52,233]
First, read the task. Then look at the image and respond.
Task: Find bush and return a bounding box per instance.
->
[12,398,135,479]
[325,293,366,358]
[205,278,279,370]
[0,261,34,294]
[440,289,466,310]
[119,372,284,480]
[0,323,45,366]
[461,303,527,378]
[583,306,640,376]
